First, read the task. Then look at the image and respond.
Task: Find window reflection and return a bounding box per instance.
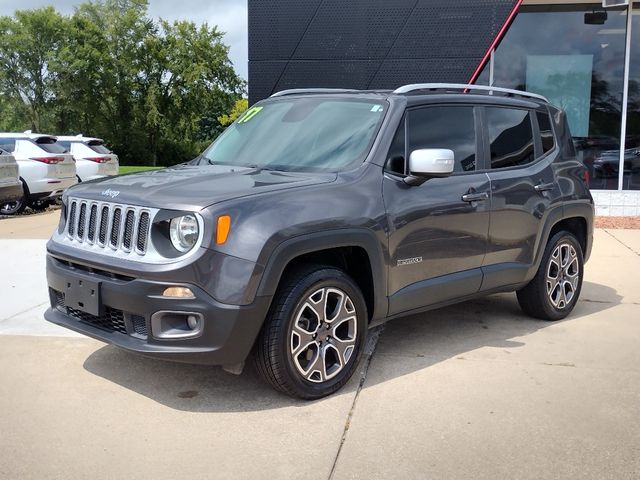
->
[624,3,640,190]
[482,4,628,189]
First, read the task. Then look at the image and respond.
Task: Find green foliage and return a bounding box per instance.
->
[119,165,162,174]
[219,98,249,126]
[0,0,245,166]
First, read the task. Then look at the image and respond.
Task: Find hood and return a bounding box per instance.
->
[64,164,337,210]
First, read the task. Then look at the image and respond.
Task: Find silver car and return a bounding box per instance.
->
[0,149,22,214]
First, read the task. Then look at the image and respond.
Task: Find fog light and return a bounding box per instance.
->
[187,314,199,330]
[163,287,195,298]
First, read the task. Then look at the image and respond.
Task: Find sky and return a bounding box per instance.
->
[0,0,249,79]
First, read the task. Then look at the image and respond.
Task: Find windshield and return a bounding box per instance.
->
[202,98,387,172]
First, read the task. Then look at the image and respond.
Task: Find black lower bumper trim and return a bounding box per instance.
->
[45,255,272,365]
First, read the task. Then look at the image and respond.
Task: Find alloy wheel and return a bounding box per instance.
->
[289,287,358,383]
[546,242,580,309]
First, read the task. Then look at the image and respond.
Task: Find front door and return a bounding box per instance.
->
[383,105,491,316]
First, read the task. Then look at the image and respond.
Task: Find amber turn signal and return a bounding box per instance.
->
[216,215,231,245]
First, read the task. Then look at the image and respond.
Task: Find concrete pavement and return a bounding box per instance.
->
[1,213,639,479]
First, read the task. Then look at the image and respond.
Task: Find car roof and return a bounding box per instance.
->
[56,134,104,143]
[267,83,550,108]
[0,131,58,141]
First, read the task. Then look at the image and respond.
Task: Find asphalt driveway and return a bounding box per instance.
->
[1,212,639,479]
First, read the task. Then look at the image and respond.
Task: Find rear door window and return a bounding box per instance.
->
[407,106,477,173]
[486,107,535,169]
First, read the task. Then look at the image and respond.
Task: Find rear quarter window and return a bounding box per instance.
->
[486,107,535,169]
[537,111,555,155]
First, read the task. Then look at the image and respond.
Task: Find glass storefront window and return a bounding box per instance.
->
[480,4,628,190]
[624,4,640,190]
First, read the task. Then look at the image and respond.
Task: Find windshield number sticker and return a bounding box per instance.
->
[239,106,264,124]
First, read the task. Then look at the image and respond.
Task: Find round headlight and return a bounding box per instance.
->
[169,215,199,253]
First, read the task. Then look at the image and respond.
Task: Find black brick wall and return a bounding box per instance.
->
[248,0,518,104]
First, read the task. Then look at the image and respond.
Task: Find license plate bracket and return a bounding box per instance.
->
[65,276,101,316]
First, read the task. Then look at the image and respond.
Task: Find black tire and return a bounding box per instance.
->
[254,265,368,399]
[29,200,50,212]
[517,231,584,321]
[0,184,27,215]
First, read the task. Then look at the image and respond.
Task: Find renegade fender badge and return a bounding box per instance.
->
[397,257,423,266]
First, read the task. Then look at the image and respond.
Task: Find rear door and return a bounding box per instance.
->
[85,140,119,176]
[383,104,491,316]
[481,106,563,290]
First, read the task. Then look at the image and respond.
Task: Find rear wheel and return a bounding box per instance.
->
[254,265,367,399]
[29,200,51,212]
[517,231,584,320]
[0,184,27,215]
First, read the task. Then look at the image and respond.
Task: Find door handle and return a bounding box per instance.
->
[534,182,555,192]
[461,191,489,203]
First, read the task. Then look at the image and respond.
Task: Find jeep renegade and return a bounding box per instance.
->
[45,84,594,399]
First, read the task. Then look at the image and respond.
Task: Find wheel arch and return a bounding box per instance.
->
[529,202,594,281]
[256,229,388,323]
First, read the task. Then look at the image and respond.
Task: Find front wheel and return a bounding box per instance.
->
[517,231,584,321]
[254,265,367,399]
[0,185,27,215]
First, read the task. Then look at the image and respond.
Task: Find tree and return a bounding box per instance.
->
[0,7,67,131]
[219,98,249,126]
[0,0,246,166]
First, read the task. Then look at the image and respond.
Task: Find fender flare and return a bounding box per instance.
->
[256,228,388,321]
[526,202,594,281]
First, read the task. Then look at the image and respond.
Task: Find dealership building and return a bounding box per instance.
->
[249,0,640,215]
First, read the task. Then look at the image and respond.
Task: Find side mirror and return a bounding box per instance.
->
[404,148,455,186]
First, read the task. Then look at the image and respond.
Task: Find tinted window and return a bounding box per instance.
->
[407,106,476,172]
[537,111,555,154]
[386,116,406,174]
[87,142,111,154]
[33,137,68,154]
[0,138,17,153]
[57,141,71,150]
[487,108,535,169]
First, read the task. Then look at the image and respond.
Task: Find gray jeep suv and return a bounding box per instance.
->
[45,84,594,399]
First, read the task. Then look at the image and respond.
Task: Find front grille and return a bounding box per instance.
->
[137,212,150,253]
[110,207,122,247]
[123,210,135,250]
[87,205,97,243]
[65,198,152,256]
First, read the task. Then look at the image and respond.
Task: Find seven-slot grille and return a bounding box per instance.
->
[66,198,152,255]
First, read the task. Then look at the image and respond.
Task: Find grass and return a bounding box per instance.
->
[118,166,163,175]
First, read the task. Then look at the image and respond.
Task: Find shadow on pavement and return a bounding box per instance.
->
[83,281,620,412]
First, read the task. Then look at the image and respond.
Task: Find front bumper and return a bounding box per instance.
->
[44,255,271,366]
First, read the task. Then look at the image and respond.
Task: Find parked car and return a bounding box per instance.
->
[0,132,77,215]
[592,147,640,178]
[0,149,22,213]
[56,135,119,182]
[44,84,594,399]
